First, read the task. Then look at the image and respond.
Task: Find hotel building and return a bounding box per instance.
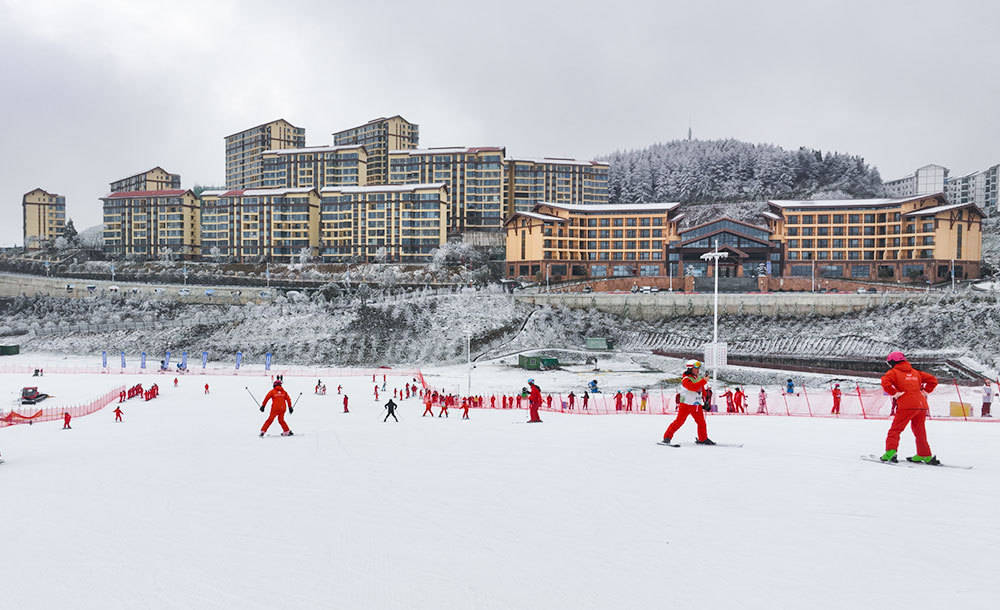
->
[504,202,681,280]
[101,189,200,260]
[198,187,319,264]
[767,194,984,281]
[22,188,66,250]
[883,164,949,199]
[109,167,180,193]
[388,147,504,233]
[260,145,368,189]
[504,157,610,217]
[225,119,306,189]
[333,116,418,185]
[318,183,448,263]
[946,164,1000,213]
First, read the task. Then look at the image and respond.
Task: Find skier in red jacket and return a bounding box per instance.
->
[625,390,634,412]
[343,394,349,413]
[63,412,72,429]
[527,379,543,423]
[260,380,293,437]
[831,384,842,414]
[662,360,714,445]
[114,406,123,422]
[880,351,938,463]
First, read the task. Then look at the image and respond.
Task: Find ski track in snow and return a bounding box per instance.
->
[1,358,999,610]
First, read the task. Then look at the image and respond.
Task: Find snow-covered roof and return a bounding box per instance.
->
[388,146,504,156]
[506,157,609,167]
[505,211,567,225]
[903,202,983,216]
[198,190,229,197]
[536,201,680,213]
[102,189,190,199]
[768,193,946,209]
[262,145,364,156]
[241,187,316,196]
[762,211,782,220]
[321,183,446,194]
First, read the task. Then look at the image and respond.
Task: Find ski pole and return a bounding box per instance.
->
[291,392,303,412]
[245,386,260,406]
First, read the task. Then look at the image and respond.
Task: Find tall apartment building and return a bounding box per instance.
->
[318,183,448,263]
[22,188,66,250]
[946,164,1000,212]
[388,147,504,233]
[767,194,983,281]
[109,167,181,193]
[101,189,200,260]
[883,164,948,198]
[505,157,610,217]
[260,145,367,189]
[225,119,305,189]
[332,116,418,185]
[198,187,318,264]
[504,202,681,281]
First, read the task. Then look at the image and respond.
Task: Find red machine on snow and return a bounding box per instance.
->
[20,387,50,405]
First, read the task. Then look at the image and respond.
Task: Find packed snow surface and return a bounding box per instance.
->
[2,360,999,609]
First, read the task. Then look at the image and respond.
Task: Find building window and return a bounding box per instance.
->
[787,215,799,224]
[851,264,869,278]
[639,265,659,277]
[591,265,607,277]
[956,224,963,258]
[787,227,798,236]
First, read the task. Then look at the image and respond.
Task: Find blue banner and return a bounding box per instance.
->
[202,351,208,369]
[265,352,272,371]
[141,352,146,369]
[235,352,243,370]
[121,351,126,368]
[181,351,188,370]
[164,351,171,369]
[102,351,107,368]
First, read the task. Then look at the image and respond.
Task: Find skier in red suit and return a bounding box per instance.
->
[343,394,349,413]
[114,406,123,422]
[831,384,842,414]
[662,360,714,445]
[260,380,293,437]
[527,379,543,423]
[63,412,72,429]
[880,351,938,463]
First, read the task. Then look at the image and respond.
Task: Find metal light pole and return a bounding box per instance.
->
[466,333,472,395]
[110,263,114,282]
[700,241,728,389]
[182,265,188,285]
[265,262,270,288]
[951,258,955,292]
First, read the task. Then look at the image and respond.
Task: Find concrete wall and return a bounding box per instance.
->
[0,272,267,305]
[516,291,916,320]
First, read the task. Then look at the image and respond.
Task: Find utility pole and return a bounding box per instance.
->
[700,241,728,389]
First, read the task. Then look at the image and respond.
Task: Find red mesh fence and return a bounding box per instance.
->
[1,386,124,428]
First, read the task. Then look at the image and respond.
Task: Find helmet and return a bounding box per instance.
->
[527,378,535,384]
[684,359,702,369]
[273,380,282,387]
[886,351,907,366]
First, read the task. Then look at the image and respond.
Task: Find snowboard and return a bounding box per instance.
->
[860,454,972,470]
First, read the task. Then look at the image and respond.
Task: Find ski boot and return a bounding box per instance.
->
[880,449,898,462]
[695,438,716,446]
[259,431,265,437]
[907,454,940,465]
[282,430,294,436]
[662,436,672,444]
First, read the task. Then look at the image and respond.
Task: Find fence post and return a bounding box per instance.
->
[855,383,867,419]
[780,390,791,416]
[802,385,814,417]
[953,378,968,421]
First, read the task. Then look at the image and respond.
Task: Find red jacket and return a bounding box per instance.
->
[881,361,937,410]
[529,383,542,407]
[263,387,291,411]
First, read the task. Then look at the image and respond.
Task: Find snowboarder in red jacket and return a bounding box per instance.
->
[63,412,72,429]
[260,380,293,437]
[527,379,543,423]
[880,352,938,464]
[662,360,714,445]
[114,406,123,422]
[343,394,349,413]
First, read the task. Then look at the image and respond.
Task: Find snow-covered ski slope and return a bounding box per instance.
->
[2,363,999,609]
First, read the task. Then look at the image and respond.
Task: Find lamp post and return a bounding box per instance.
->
[951,258,955,292]
[700,241,728,389]
[466,333,473,395]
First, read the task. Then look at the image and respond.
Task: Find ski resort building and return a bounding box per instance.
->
[318,183,448,263]
[225,119,306,189]
[333,116,419,186]
[101,190,200,260]
[503,202,681,281]
[945,164,1000,213]
[260,145,368,189]
[767,193,984,282]
[22,188,66,250]
[197,187,319,264]
[109,167,181,193]
[504,157,610,218]
[388,147,505,233]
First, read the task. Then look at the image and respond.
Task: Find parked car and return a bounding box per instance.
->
[204,289,215,296]
[650,287,660,293]
[582,286,593,293]
[639,286,653,294]
[86,285,97,293]
[259,290,272,298]
[178,288,192,296]
[108,285,120,293]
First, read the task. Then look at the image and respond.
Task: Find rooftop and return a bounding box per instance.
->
[225,118,302,139]
[506,157,609,167]
[242,187,317,196]
[332,115,415,136]
[536,201,681,213]
[389,146,504,156]
[262,145,365,156]
[768,193,947,209]
[102,189,190,199]
[321,183,447,194]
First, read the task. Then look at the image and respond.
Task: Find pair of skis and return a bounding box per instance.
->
[860,455,973,470]
[657,441,743,448]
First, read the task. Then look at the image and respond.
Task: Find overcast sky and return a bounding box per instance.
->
[2,0,998,244]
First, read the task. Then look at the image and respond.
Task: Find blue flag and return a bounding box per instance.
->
[102,351,107,368]
[141,352,146,369]
[202,351,208,369]
[164,351,171,369]
[181,351,188,370]
[235,352,243,370]
[121,351,126,368]
[265,352,272,371]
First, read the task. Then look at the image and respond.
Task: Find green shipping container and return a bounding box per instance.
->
[0,344,21,355]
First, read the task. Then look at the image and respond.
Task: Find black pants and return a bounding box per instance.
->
[384,412,398,422]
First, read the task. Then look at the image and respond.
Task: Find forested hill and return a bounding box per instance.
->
[603,139,884,204]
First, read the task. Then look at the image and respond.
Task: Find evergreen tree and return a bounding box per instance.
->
[63,219,80,246]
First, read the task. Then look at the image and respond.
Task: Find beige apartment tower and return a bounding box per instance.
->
[22,188,66,250]
[226,119,306,189]
[333,116,418,185]
[260,145,368,189]
[101,189,200,260]
[109,167,181,193]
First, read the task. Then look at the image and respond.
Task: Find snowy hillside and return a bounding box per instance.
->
[1,365,998,610]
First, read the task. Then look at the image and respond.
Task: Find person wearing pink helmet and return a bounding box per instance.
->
[880,351,938,464]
